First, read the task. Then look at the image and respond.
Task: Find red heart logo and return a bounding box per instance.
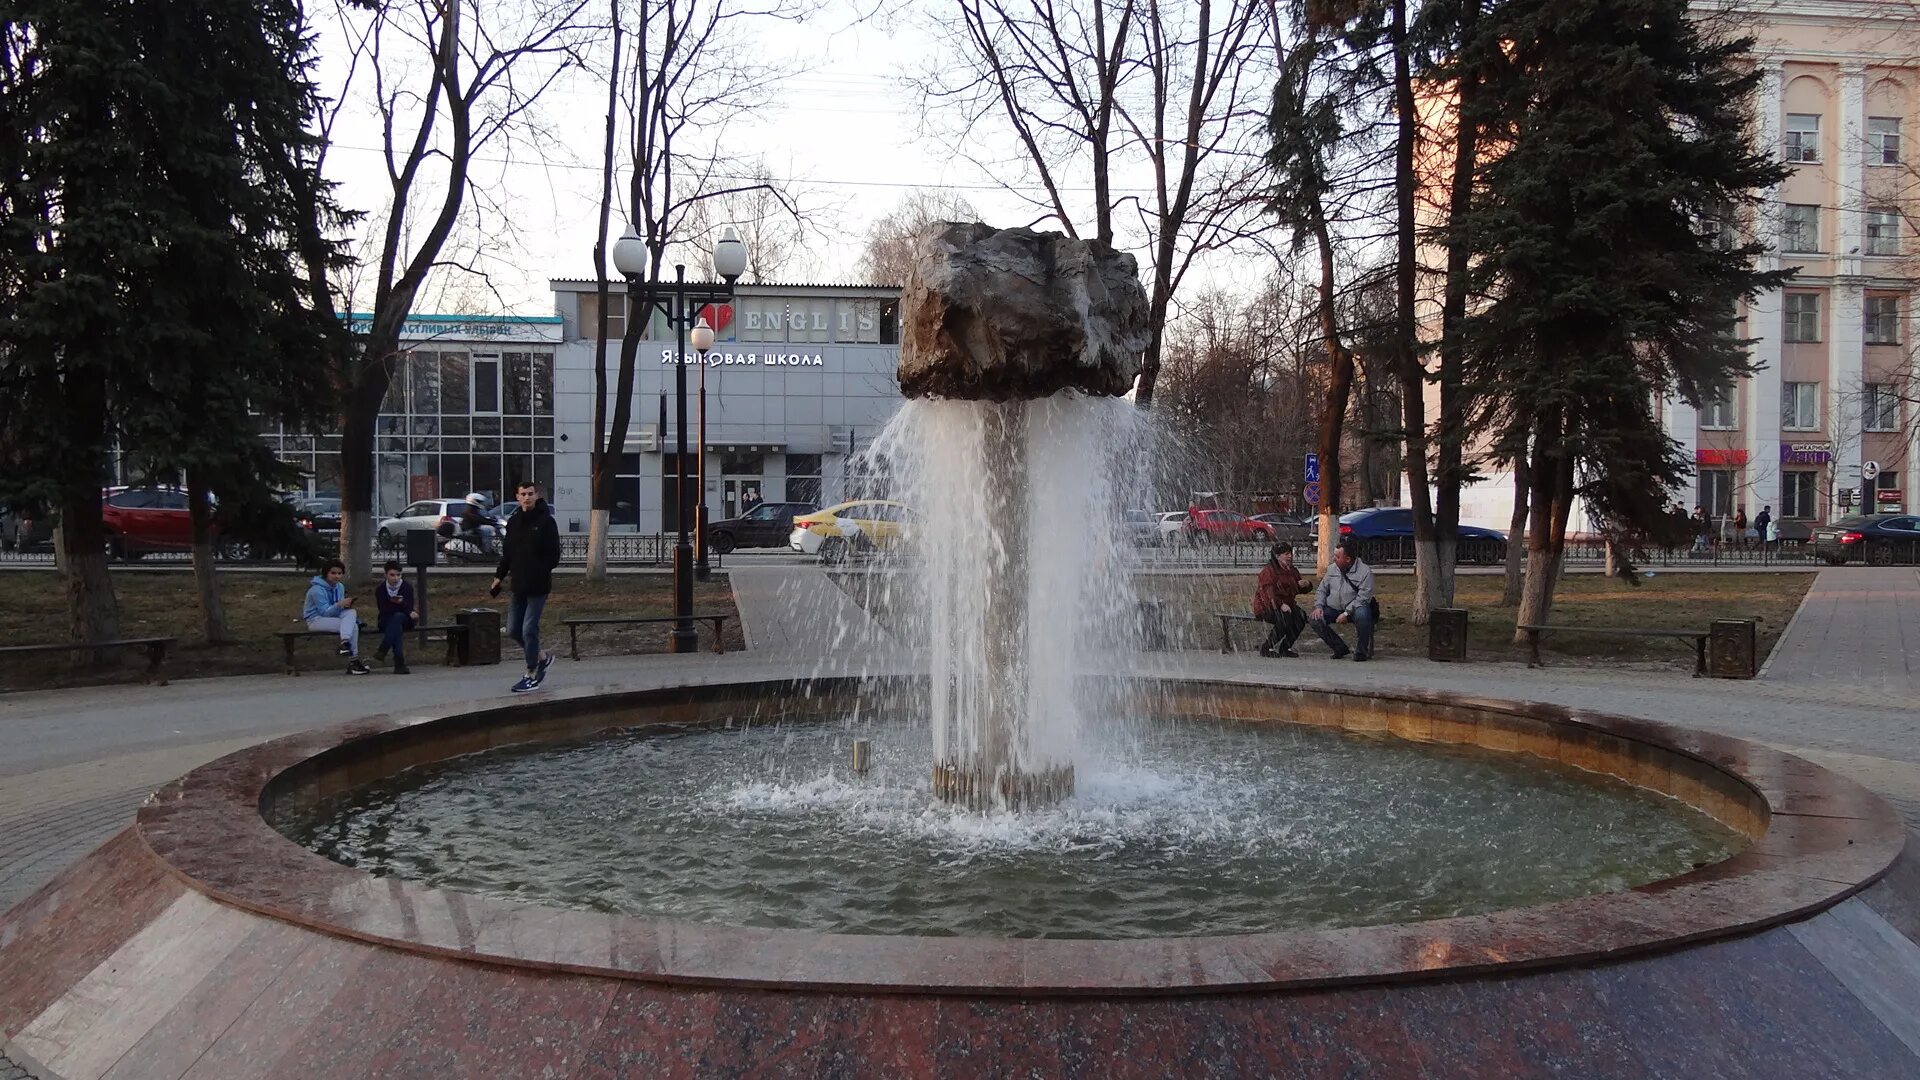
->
[699,303,733,333]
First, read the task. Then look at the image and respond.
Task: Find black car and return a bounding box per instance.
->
[1251,513,1313,542]
[0,508,55,553]
[706,501,816,554]
[1809,514,1920,565]
[1337,507,1509,565]
[295,497,342,537]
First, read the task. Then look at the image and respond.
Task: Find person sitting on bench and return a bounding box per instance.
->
[373,559,419,675]
[1309,542,1378,662]
[1252,542,1308,658]
[303,559,370,675]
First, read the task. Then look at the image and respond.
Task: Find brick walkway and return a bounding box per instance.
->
[1761,566,1920,693]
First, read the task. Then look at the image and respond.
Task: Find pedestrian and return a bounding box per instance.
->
[1734,505,1749,549]
[491,480,562,694]
[1309,542,1378,661]
[1753,505,1772,551]
[1692,506,1711,553]
[302,558,370,675]
[373,559,419,674]
[740,486,762,514]
[1252,542,1308,658]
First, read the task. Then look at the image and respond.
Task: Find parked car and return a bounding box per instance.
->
[1251,513,1313,541]
[1184,509,1277,544]
[1121,509,1162,546]
[295,497,341,538]
[790,500,916,563]
[0,508,55,553]
[100,487,318,562]
[1155,511,1188,542]
[706,501,815,554]
[1810,515,1920,565]
[376,499,504,550]
[1336,507,1508,565]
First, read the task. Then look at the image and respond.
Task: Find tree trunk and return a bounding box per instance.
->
[585,0,622,582]
[586,508,611,578]
[1390,0,1438,626]
[57,487,119,644]
[186,472,232,645]
[1430,10,1481,620]
[1501,460,1529,605]
[1311,214,1353,576]
[338,364,382,583]
[1514,418,1575,638]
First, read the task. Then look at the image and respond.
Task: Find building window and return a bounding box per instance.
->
[1781,382,1819,430]
[784,453,823,506]
[1865,208,1902,256]
[1784,113,1821,162]
[1781,204,1820,253]
[1864,383,1900,432]
[1869,116,1902,165]
[1783,292,1821,342]
[1782,471,1819,519]
[1701,383,1738,429]
[1878,472,1901,508]
[471,355,500,413]
[1867,296,1900,345]
[1700,469,1738,517]
[578,293,628,342]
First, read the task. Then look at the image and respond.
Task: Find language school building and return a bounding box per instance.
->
[324,282,906,533]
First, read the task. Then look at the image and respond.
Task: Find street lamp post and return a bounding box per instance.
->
[691,316,716,581]
[611,227,746,653]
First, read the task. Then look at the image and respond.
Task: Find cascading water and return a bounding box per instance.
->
[863,394,1144,808]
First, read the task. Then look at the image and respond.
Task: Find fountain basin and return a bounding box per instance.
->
[121,676,1896,994]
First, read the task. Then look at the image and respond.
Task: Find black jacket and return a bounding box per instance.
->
[495,499,561,596]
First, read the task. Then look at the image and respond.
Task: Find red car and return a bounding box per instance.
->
[101,487,220,559]
[1183,509,1277,543]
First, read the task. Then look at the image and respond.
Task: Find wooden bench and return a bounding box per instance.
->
[0,637,176,685]
[1517,624,1708,677]
[561,614,731,660]
[277,622,468,674]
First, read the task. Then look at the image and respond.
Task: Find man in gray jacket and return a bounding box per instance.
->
[1310,543,1377,661]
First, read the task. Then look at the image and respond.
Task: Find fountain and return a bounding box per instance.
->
[892,222,1151,809]
[1,225,1912,1074]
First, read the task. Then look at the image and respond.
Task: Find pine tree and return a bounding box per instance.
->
[1457,0,1790,632]
[0,0,350,644]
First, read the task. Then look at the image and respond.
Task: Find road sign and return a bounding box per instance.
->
[1303,481,1322,506]
[1304,453,1320,485]
[1841,487,1859,506]
[1863,460,1882,480]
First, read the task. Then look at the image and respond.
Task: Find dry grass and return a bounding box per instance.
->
[0,570,741,690]
[1136,571,1811,670]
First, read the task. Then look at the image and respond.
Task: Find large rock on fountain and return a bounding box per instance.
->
[898,223,1151,400]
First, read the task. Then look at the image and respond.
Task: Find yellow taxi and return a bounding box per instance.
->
[788,499,916,563]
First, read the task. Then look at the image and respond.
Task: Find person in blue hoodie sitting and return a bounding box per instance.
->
[303,559,370,675]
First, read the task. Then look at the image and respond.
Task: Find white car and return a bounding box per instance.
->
[1156,511,1188,542]
[376,499,501,550]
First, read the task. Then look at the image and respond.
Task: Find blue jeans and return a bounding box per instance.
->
[1310,602,1375,656]
[506,592,548,672]
[378,610,415,662]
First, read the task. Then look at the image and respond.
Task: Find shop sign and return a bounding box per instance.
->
[1780,442,1832,464]
[661,349,824,367]
[1696,448,1749,466]
[1877,488,1903,505]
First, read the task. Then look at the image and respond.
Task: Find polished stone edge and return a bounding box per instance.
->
[130,675,1905,996]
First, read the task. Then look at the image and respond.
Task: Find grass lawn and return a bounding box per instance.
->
[0,570,742,690]
[1137,571,1812,670]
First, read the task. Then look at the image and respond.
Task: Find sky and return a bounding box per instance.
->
[311,1,1071,316]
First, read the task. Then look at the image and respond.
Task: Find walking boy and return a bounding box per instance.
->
[303,559,370,675]
[492,481,562,693]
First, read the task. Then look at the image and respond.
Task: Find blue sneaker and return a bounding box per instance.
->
[510,675,538,694]
[534,652,554,686]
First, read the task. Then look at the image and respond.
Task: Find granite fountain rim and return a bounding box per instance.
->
[131,672,1907,997]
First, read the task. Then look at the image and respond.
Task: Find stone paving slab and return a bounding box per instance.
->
[1761,567,1920,693]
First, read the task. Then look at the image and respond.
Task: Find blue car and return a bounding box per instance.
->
[1337,507,1509,565]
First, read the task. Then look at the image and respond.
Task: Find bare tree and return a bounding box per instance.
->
[584,0,812,578]
[915,0,1278,407]
[857,189,981,285]
[328,0,595,579]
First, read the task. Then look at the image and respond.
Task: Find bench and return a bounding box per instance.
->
[561,614,731,660]
[1517,624,1708,677]
[1215,613,1267,654]
[277,622,468,674]
[0,637,176,685]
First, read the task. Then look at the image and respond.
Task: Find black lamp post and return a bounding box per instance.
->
[611,227,746,653]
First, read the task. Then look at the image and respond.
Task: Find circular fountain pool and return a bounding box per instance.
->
[278,698,1741,940]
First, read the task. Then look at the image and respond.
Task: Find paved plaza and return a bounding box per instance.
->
[1,565,1917,1076]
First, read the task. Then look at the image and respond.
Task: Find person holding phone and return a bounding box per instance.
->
[302,559,370,675]
[492,480,562,693]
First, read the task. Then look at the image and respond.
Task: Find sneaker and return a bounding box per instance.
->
[393,663,411,675]
[1279,649,1300,659]
[374,644,389,662]
[335,641,353,657]
[534,651,554,686]
[511,675,538,694]
[347,659,371,675]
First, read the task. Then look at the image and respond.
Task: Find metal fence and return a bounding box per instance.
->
[0,532,721,569]
[1127,537,1833,569]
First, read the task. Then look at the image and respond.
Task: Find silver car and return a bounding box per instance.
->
[376,499,501,549]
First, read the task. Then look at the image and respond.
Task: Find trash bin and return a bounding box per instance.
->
[1428,607,1469,662]
[1709,619,1756,679]
[455,607,501,666]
